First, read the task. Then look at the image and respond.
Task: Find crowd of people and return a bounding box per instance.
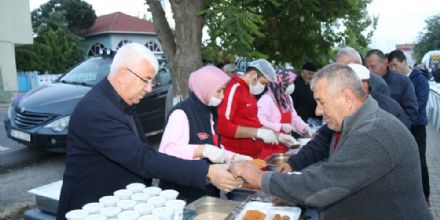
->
[56,42,433,219]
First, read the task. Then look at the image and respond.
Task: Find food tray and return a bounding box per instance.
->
[233,201,301,220]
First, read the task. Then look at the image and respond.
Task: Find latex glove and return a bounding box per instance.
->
[278,133,299,147]
[305,126,315,138]
[256,128,278,144]
[232,154,253,162]
[208,164,243,192]
[281,123,293,133]
[202,144,226,163]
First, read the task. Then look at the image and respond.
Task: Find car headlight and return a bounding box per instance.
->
[44,116,70,132]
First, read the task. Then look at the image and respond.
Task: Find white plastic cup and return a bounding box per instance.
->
[126,183,146,193]
[152,207,173,220]
[143,186,162,196]
[99,196,120,207]
[165,200,186,220]
[66,209,89,220]
[114,189,133,200]
[159,189,179,200]
[117,210,139,220]
[100,206,121,218]
[131,193,149,204]
[138,214,160,220]
[82,202,104,214]
[84,214,106,220]
[134,203,155,215]
[147,196,166,208]
[116,199,137,210]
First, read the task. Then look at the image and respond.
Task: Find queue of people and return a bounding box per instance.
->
[57,42,433,220]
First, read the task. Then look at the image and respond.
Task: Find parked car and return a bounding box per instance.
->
[3,54,171,153]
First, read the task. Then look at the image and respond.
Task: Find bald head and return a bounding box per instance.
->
[336,47,362,64]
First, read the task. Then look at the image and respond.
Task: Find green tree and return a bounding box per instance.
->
[146,0,375,100]
[32,0,96,35]
[414,14,440,63]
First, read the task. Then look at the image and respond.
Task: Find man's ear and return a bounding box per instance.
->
[341,88,353,102]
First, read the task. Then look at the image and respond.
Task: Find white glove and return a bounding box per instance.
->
[281,123,293,133]
[202,144,226,163]
[305,126,315,138]
[256,128,278,144]
[232,154,253,162]
[278,133,299,147]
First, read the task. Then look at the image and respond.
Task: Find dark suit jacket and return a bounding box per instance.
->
[57,79,209,219]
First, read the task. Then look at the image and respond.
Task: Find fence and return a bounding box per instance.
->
[17,71,62,92]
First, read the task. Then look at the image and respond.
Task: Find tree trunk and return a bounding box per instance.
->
[147,0,204,101]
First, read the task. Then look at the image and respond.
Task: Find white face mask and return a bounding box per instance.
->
[284,84,295,95]
[209,96,222,107]
[250,80,266,95]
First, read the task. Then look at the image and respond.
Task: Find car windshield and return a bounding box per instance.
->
[59,57,112,86]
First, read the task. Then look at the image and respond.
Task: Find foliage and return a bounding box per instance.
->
[414,14,440,63]
[16,28,84,73]
[202,0,376,68]
[31,0,96,35]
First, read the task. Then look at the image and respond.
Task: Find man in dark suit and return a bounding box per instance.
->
[57,43,241,219]
[291,62,321,123]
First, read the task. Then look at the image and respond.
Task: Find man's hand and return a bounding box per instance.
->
[202,144,226,163]
[281,123,293,133]
[230,161,264,189]
[276,162,293,173]
[207,164,243,192]
[256,128,279,144]
[278,133,299,147]
[232,153,253,162]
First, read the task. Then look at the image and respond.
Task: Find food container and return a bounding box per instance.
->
[147,196,167,208]
[99,196,119,207]
[186,196,240,220]
[82,202,104,214]
[165,200,186,220]
[100,206,121,218]
[65,209,89,220]
[83,214,106,220]
[117,210,139,220]
[265,153,290,171]
[126,183,146,193]
[131,193,149,204]
[159,189,179,200]
[143,186,162,196]
[138,214,160,220]
[152,207,174,220]
[226,188,258,201]
[134,203,154,215]
[116,199,136,210]
[113,189,132,200]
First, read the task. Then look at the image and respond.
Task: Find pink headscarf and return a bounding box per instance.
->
[267,69,297,113]
[188,66,230,105]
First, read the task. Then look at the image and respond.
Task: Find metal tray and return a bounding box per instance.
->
[186,196,240,220]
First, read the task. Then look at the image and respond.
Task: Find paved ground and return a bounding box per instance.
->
[427,122,440,219]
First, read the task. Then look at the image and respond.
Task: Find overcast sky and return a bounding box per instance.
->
[29,0,440,53]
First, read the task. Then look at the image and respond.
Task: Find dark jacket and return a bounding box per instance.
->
[382,71,418,125]
[369,72,390,97]
[287,92,410,171]
[291,76,321,122]
[432,69,440,83]
[263,97,432,219]
[57,79,209,219]
[159,92,219,202]
[409,69,430,125]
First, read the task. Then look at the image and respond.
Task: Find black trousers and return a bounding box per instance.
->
[411,124,430,198]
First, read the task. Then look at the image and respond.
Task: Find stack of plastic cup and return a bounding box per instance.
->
[165,200,186,220]
[152,207,173,220]
[99,196,119,207]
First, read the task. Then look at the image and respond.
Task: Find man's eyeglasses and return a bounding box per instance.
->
[126,68,157,87]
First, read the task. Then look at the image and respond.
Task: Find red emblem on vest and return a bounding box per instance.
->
[197,132,209,140]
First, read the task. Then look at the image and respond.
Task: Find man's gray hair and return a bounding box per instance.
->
[311,63,366,99]
[109,43,159,76]
[336,47,362,64]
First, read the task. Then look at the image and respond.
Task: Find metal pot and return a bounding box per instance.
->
[265,153,290,171]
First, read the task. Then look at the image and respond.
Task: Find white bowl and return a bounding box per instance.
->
[143,186,162,196]
[147,196,166,208]
[159,189,179,200]
[113,189,133,200]
[134,203,155,215]
[65,209,89,220]
[152,207,173,220]
[100,206,121,218]
[138,214,160,220]
[82,202,104,214]
[131,193,149,203]
[83,214,106,220]
[126,183,146,193]
[116,199,137,210]
[99,196,119,207]
[117,210,139,220]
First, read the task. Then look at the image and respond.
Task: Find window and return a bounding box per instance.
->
[117,39,132,50]
[145,41,162,53]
